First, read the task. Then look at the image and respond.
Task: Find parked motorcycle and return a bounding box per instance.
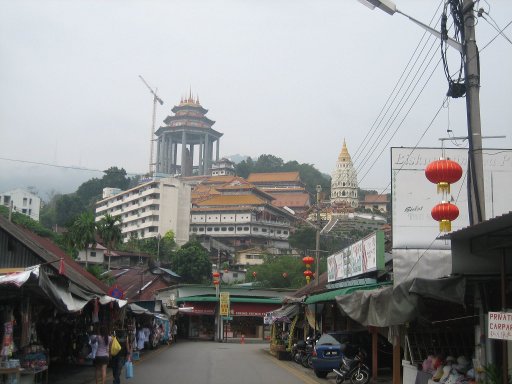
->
[291,340,306,364]
[301,334,320,369]
[332,347,370,384]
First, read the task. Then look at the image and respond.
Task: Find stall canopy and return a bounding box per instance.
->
[0,266,126,312]
[305,282,391,304]
[269,304,300,323]
[335,276,466,327]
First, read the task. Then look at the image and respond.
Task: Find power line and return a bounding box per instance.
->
[352,1,445,165]
[0,156,142,177]
[356,39,443,183]
[351,0,445,164]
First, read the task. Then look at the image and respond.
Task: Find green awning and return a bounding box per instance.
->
[177,296,282,304]
[305,282,391,304]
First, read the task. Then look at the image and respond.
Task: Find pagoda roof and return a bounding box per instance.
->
[247,171,301,183]
[268,192,311,208]
[195,194,267,207]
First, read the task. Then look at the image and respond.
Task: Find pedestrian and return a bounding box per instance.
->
[90,325,112,384]
[172,323,178,343]
[111,326,132,384]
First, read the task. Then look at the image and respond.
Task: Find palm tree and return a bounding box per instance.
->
[69,211,97,268]
[97,213,122,270]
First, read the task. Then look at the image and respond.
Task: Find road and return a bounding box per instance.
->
[126,341,323,384]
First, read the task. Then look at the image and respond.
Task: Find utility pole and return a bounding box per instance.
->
[315,185,322,286]
[462,0,485,225]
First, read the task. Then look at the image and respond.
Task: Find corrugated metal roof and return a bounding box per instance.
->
[444,211,512,240]
[0,216,108,295]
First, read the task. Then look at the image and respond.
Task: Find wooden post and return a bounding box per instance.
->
[371,327,378,381]
[392,328,401,384]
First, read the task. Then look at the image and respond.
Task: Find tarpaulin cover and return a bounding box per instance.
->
[268,304,299,322]
[335,276,465,327]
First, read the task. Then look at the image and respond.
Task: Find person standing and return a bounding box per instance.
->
[172,323,178,343]
[90,325,112,384]
[111,328,132,384]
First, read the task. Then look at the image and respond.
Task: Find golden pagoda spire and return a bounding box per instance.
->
[338,138,351,161]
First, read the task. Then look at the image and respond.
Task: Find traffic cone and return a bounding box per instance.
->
[241,334,245,344]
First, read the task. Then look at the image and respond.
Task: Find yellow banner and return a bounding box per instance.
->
[220,292,230,316]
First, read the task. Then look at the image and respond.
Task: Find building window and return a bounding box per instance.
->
[207,228,212,232]
[237,227,243,231]
[192,227,198,232]
[244,227,249,231]
[253,228,259,232]
[221,227,227,231]
[228,227,234,231]
[261,228,267,233]
[214,227,219,232]
[90,251,96,257]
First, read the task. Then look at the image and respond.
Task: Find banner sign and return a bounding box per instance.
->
[220,292,230,317]
[488,312,512,341]
[327,231,384,283]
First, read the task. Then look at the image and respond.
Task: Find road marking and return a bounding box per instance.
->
[261,351,322,384]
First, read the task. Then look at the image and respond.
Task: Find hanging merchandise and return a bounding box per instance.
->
[110,336,121,357]
[1,319,14,358]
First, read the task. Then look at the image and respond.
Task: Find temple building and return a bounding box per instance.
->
[330,139,358,209]
[155,94,223,176]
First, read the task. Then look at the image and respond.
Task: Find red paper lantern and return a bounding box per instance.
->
[252,271,257,278]
[431,202,459,232]
[282,272,288,279]
[425,158,463,194]
[212,272,221,278]
[303,269,313,284]
[213,280,220,285]
[302,256,314,268]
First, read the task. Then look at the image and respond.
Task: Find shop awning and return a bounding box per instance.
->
[335,276,466,327]
[268,304,300,323]
[230,302,281,317]
[176,296,282,304]
[127,303,152,315]
[305,282,391,304]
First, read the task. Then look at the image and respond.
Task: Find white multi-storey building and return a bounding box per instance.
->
[95,177,191,245]
[0,189,41,221]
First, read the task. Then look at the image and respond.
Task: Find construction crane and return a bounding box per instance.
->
[139,75,164,176]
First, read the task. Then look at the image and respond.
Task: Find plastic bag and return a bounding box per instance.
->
[111,336,122,357]
[125,360,134,379]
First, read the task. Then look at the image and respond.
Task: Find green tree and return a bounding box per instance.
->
[55,194,85,226]
[97,213,122,270]
[247,255,322,289]
[67,211,97,268]
[170,240,211,283]
[288,226,316,255]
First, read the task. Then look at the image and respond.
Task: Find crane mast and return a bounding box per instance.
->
[139,75,164,176]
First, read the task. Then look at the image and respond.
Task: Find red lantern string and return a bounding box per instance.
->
[431,202,459,232]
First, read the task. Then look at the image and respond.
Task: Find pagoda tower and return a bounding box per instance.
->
[330,139,358,208]
[155,93,223,176]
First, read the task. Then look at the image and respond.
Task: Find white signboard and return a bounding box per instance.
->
[391,148,512,249]
[327,232,384,283]
[488,312,512,341]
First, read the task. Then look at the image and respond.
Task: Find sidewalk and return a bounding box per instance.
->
[48,345,172,384]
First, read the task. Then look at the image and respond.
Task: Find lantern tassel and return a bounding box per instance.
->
[436,182,451,194]
[306,276,310,284]
[439,220,452,232]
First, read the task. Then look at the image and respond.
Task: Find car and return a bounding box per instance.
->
[311,330,393,379]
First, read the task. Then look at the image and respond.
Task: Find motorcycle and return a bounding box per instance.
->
[291,340,307,364]
[332,347,371,384]
[301,334,320,369]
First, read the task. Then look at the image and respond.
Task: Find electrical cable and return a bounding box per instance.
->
[0,156,142,177]
[356,38,443,183]
[351,0,445,163]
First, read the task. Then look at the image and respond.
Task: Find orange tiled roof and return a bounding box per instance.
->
[195,194,266,207]
[269,193,311,208]
[247,172,300,183]
[363,194,389,204]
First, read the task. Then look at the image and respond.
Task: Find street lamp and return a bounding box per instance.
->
[359,0,485,225]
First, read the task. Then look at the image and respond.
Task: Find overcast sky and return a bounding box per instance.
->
[1,0,511,199]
